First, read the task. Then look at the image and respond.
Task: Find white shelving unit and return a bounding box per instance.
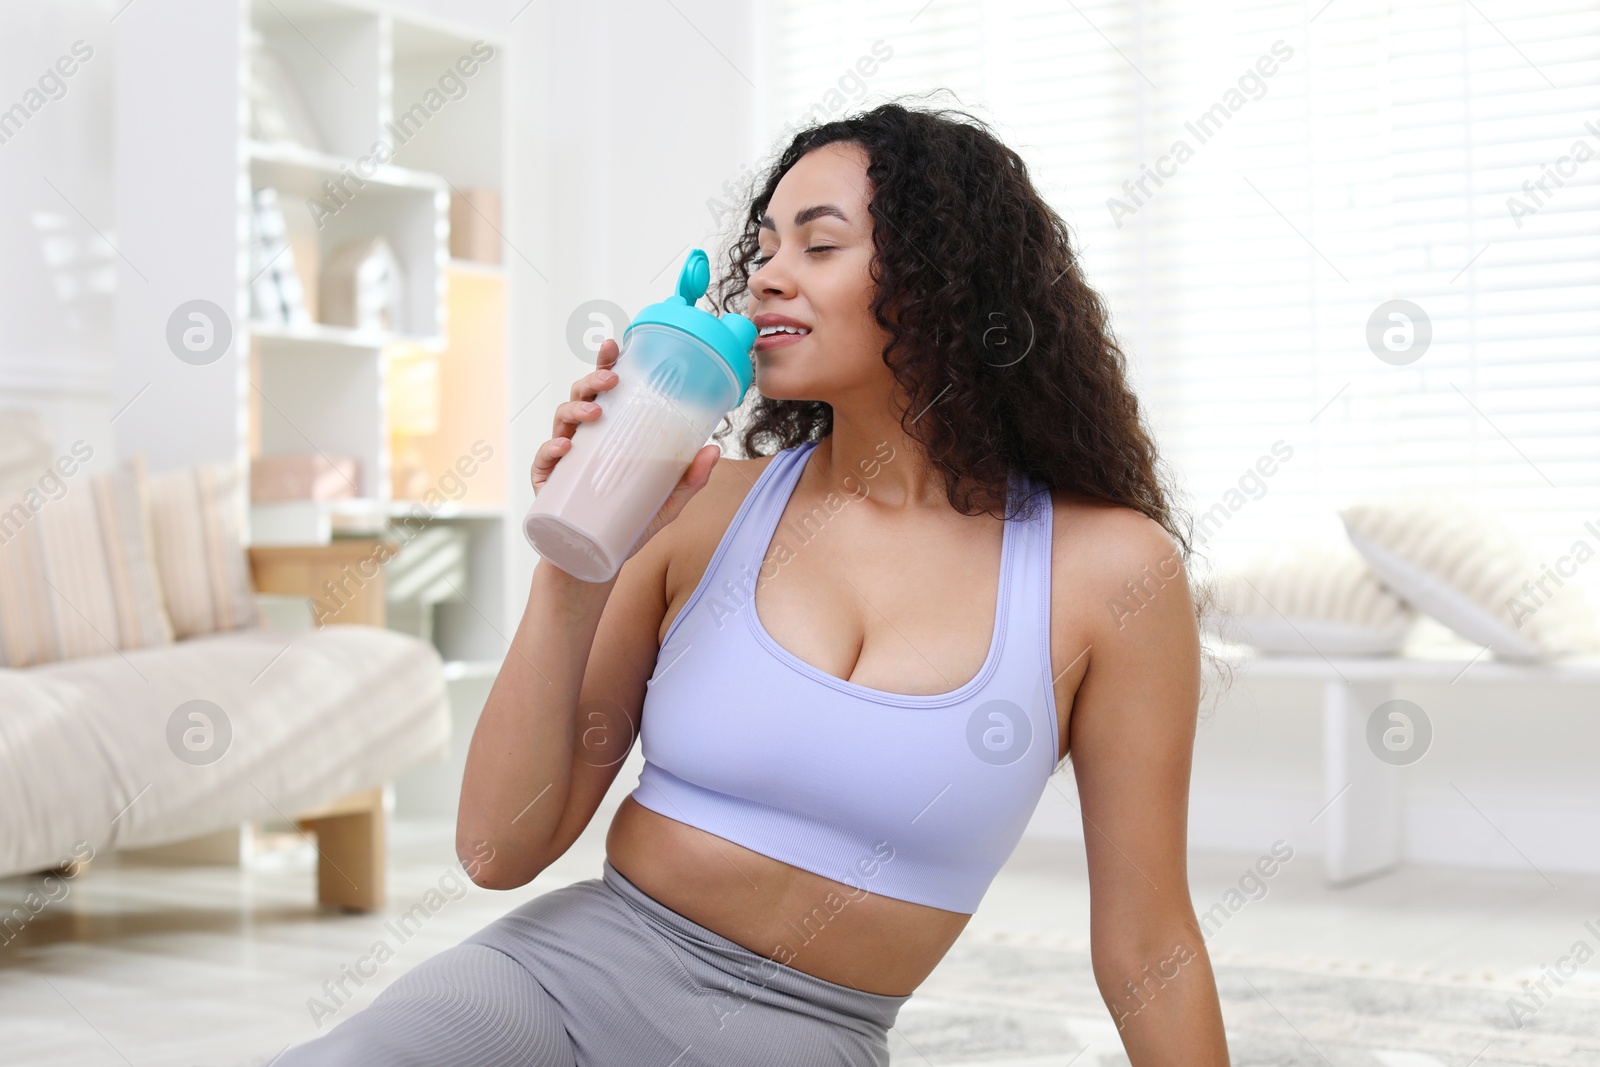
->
[113,0,515,675]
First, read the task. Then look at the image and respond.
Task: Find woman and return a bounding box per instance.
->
[278,100,1230,1066]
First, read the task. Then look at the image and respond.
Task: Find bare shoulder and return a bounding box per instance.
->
[1045,489,1195,680]
[1050,490,1191,622]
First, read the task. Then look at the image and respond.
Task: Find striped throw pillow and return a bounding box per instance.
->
[1341,492,1600,662]
[0,457,175,668]
[1205,540,1416,655]
[146,461,261,638]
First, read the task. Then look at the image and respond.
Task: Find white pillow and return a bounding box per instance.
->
[1204,540,1415,656]
[1340,492,1600,663]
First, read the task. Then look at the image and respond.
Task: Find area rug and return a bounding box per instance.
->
[892,933,1600,1066]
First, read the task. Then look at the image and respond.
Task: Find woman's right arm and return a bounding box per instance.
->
[456,340,719,889]
[454,556,637,889]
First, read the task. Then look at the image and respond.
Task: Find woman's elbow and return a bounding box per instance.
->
[455,831,539,890]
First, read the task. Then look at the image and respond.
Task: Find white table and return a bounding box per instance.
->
[1212,644,1600,885]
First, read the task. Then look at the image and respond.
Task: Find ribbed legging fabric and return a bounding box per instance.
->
[274,858,913,1066]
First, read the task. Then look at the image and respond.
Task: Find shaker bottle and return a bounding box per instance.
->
[523,248,756,582]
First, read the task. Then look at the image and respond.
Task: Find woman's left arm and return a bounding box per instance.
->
[1063,510,1229,1065]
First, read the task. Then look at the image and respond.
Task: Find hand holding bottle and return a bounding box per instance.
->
[530,337,721,575]
[523,248,754,581]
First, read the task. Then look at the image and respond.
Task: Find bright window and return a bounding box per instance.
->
[758,0,1600,602]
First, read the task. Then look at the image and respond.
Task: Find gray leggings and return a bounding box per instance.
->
[275,858,913,1065]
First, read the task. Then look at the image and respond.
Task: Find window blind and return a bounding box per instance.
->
[758,0,1600,606]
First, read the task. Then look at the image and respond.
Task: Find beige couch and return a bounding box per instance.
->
[0,412,451,912]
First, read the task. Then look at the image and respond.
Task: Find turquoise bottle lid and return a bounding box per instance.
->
[625,248,756,396]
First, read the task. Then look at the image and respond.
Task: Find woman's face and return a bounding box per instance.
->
[747,142,891,402]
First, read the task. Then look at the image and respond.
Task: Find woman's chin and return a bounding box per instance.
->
[753,354,841,402]
[752,370,808,403]
[755,387,821,404]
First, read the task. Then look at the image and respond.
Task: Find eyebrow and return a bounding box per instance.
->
[759,204,851,231]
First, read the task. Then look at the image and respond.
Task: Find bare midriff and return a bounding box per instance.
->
[600,453,1078,998]
[604,798,971,997]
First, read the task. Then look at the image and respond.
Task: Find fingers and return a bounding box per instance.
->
[566,362,620,404]
[685,443,721,488]
[554,363,619,438]
[529,435,571,489]
[531,404,598,490]
[535,359,624,489]
[552,397,603,436]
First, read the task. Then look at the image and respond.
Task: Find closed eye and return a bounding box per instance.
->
[753,246,836,267]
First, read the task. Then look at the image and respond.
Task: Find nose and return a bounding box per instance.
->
[749,254,792,300]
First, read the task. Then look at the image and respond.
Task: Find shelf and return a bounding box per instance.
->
[247,139,448,197]
[250,496,507,546]
[250,497,393,545]
[253,497,504,519]
[388,500,506,519]
[248,136,448,339]
[117,0,513,668]
[252,320,446,351]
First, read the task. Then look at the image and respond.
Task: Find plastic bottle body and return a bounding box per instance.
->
[523,324,744,581]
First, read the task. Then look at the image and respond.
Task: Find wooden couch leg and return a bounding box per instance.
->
[294,787,387,912]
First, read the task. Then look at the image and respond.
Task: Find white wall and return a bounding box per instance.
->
[110,0,244,475]
[0,0,119,469]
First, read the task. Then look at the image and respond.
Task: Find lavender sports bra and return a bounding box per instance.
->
[627,439,1061,914]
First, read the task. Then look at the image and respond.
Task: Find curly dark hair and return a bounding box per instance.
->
[706,95,1231,719]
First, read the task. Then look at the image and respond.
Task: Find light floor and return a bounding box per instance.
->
[2,816,1598,1066]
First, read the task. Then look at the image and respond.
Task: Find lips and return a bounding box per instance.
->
[753,312,811,331]
[752,313,812,353]
[754,329,808,352]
